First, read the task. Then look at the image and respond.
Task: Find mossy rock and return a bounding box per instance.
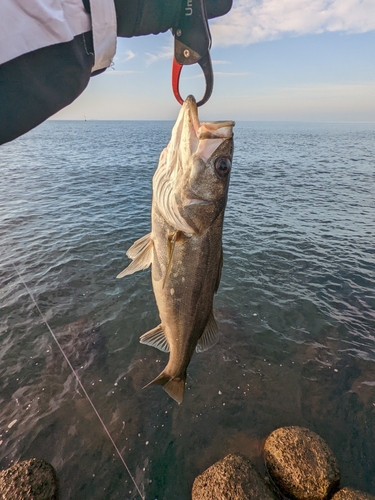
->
[332,488,375,500]
[0,458,58,500]
[192,453,277,500]
[264,426,340,500]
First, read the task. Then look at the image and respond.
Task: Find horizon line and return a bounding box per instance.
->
[48,118,375,124]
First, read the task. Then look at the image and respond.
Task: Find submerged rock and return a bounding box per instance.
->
[0,458,58,500]
[332,488,375,500]
[192,453,277,500]
[264,426,340,500]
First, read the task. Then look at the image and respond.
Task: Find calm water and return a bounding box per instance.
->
[1,120,375,499]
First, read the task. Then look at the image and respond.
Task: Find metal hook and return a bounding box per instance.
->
[172,51,213,107]
[171,0,213,107]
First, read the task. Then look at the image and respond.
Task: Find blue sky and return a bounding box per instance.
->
[53,0,375,122]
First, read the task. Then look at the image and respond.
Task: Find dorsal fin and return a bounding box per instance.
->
[139,324,170,353]
[116,233,153,278]
[196,311,219,353]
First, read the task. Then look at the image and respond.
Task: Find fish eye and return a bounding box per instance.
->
[214,156,231,178]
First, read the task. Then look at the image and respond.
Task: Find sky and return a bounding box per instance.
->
[53,0,375,122]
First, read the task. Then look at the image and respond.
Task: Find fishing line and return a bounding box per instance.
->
[12,262,145,500]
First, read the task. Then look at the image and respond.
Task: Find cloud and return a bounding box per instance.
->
[145,44,173,65]
[113,49,136,64]
[124,50,136,62]
[210,0,375,46]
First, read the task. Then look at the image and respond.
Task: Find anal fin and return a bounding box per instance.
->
[163,377,186,404]
[140,324,169,353]
[116,233,153,278]
[196,311,219,353]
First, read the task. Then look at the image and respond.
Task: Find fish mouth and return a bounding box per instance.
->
[184,95,234,161]
[184,95,200,135]
[184,95,235,139]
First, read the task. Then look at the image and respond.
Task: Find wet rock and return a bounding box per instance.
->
[192,453,277,500]
[264,426,340,500]
[332,488,375,500]
[0,458,58,500]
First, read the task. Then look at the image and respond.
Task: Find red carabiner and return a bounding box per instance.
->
[171,53,213,107]
[172,58,184,105]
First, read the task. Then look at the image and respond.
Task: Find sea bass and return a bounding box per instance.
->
[117,95,234,403]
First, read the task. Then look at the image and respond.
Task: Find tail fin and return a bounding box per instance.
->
[143,371,186,404]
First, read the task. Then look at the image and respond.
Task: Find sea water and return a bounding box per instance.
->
[0,120,375,499]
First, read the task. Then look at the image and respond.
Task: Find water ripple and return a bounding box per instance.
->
[1,120,375,498]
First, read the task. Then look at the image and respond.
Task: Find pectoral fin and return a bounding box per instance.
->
[140,324,170,353]
[116,233,153,278]
[214,247,223,293]
[163,230,180,289]
[196,311,219,353]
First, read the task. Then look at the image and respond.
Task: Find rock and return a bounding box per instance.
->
[192,453,277,500]
[0,458,58,500]
[264,426,340,500]
[332,488,375,500]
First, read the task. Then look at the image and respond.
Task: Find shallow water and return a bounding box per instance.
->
[1,120,375,499]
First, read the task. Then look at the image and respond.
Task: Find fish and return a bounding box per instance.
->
[117,95,235,404]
